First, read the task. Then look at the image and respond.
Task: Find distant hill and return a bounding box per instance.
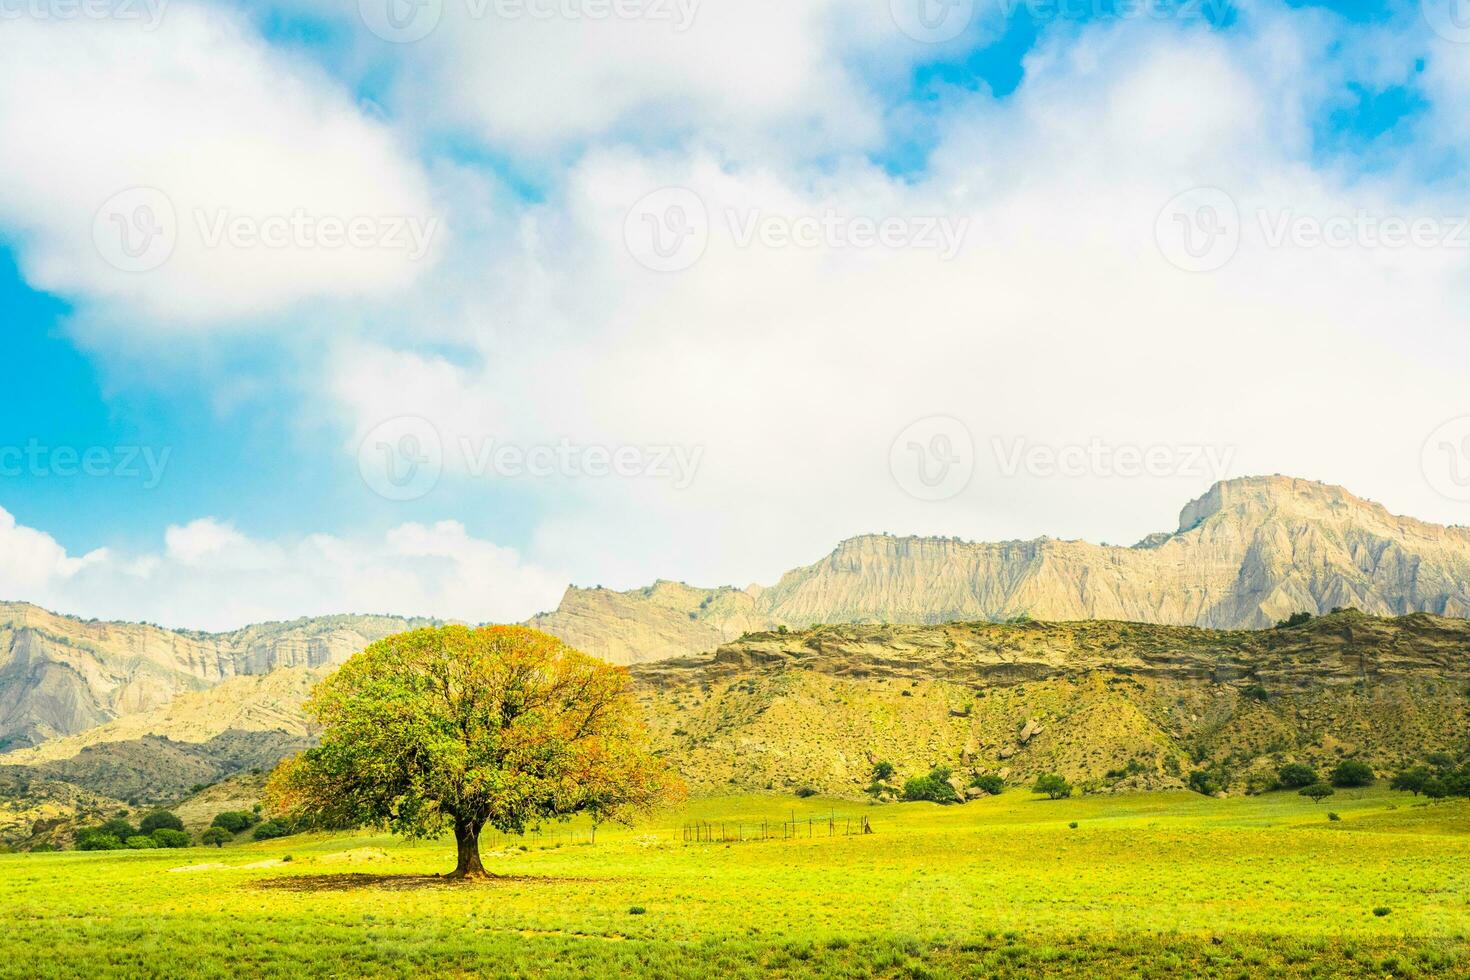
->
[531,476,1470,664]
[3,611,1464,834]
[0,607,436,749]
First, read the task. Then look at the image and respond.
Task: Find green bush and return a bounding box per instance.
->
[1187,767,1230,796]
[1300,783,1335,804]
[251,820,291,841]
[1330,760,1374,788]
[1423,777,1448,799]
[124,835,157,849]
[76,833,122,851]
[97,818,137,840]
[210,811,259,833]
[139,811,185,834]
[1390,767,1431,796]
[1032,774,1072,800]
[150,829,192,849]
[872,761,895,781]
[200,827,232,848]
[971,774,1005,796]
[902,767,959,804]
[794,787,818,799]
[1276,763,1318,789]
[1275,611,1313,629]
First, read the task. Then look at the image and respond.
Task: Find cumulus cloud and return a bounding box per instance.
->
[0,507,566,632]
[325,13,1470,593]
[0,3,441,325]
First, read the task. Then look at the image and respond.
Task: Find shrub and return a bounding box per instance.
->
[1373,907,1391,917]
[1330,760,1374,788]
[1427,752,1457,772]
[97,818,137,840]
[902,767,959,804]
[139,810,185,834]
[971,774,1005,796]
[1423,778,1448,799]
[1032,774,1072,800]
[1300,783,1335,804]
[210,811,258,833]
[1327,812,1341,822]
[1277,763,1318,789]
[76,833,122,851]
[1187,767,1229,796]
[1068,822,1079,829]
[872,761,895,781]
[200,827,232,848]
[628,906,646,915]
[252,820,291,841]
[1390,767,1431,796]
[124,835,157,849]
[1275,611,1313,629]
[794,787,818,799]
[150,829,192,849]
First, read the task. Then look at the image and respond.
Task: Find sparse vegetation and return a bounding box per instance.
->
[1300,783,1335,804]
[1330,760,1374,788]
[902,767,959,804]
[1032,774,1073,800]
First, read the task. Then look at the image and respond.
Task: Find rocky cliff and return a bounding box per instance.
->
[533,477,1470,663]
[0,606,434,748]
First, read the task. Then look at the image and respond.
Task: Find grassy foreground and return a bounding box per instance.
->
[3,788,1469,978]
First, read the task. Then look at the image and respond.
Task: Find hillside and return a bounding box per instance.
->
[0,606,434,748]
[532,476,1470,664]
[630,611,1470,797]
[4,611,1464,822]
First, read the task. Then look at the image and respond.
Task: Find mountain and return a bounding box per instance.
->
[632,610,1470,797]
[531,476,1470,664]
[4,610,1464,829]
[0,605,435,749]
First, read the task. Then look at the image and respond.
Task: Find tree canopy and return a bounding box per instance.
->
[266,625,680,878]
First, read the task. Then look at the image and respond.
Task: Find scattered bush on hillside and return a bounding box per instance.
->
[1330,760,1374,788]
[1300,783,1335,804]
[1390,767,1431,796]
[1032,774,1073,800]
[971,774,1005,796]
[794,787,818,799]
[902,767,959,804]
[97,818,137,841]
[200,828,232,848]
[75,833,121,851]
[124,836,157,849]
[1277,763,1318,789]
[210,811,259,834]
[150,829,192,849]
[139,811,185,835]
[1188,764,1233,797]
[872,761,895,781]
[1423,778,1449,799]
[1275,612,1314,629]
[251,820,292,841]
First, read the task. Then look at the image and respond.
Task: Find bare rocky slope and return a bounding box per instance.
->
[0,606,434,749]
[531,476,1470,664]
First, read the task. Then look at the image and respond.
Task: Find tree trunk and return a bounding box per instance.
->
[449,817,488,879]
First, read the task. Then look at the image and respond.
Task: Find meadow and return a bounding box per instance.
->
[3,787,1469,978]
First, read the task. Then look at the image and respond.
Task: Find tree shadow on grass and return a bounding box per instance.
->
[253,872,602,892]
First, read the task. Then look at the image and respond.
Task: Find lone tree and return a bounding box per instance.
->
[1300,783,1335,804]
[267,625,680,879]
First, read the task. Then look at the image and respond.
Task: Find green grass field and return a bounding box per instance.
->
[4,788,1469,978]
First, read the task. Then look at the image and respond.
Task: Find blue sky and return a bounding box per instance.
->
[1,0,1468,628]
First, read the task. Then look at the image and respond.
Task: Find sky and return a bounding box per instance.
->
[1,0,1469,630]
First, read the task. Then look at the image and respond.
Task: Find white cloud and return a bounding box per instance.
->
[324,14,1470,593]
[0,3,440,325]
[0,506,566,632]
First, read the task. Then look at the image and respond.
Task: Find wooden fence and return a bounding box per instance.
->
[682,812,873,844]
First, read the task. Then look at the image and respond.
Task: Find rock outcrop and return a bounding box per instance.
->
[532,476,1470,663]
